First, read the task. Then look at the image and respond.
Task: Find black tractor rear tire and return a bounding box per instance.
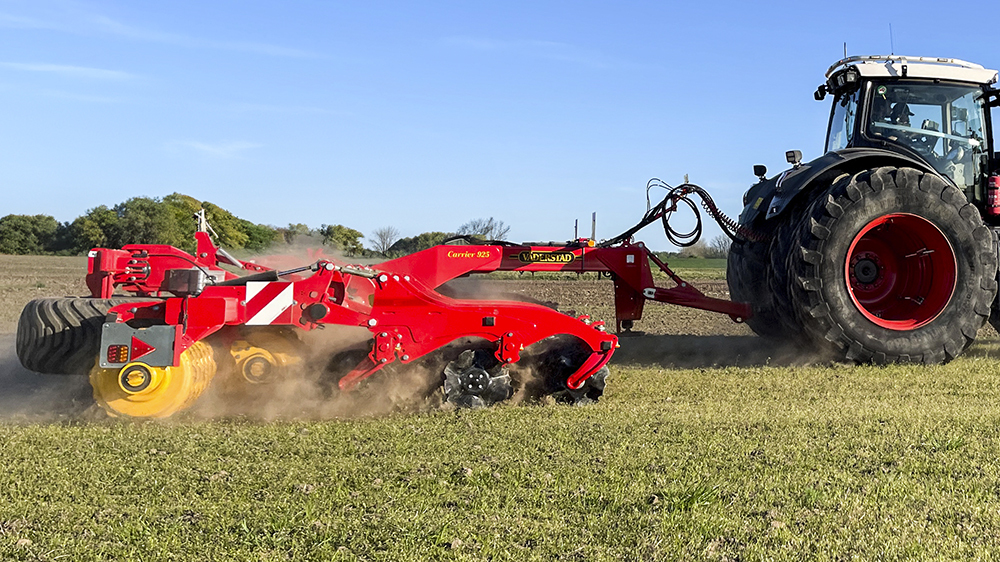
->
[16,297,153,375]
[767,175,853,341]
[787,166,996,364]
[727,234,794,339]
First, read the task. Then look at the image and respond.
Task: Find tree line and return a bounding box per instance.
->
[0,194,373,257]
[0,193,512,258]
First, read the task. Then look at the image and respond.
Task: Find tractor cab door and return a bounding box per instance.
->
[987,89,1000,176]
[856,80,992,201]
[825,88,859,153]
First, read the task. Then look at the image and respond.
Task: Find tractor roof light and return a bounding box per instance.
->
[827,68,861,97]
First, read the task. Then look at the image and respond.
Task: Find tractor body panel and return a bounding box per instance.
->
[739,149,938,226]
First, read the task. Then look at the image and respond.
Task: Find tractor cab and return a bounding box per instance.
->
[818,55,1000,216]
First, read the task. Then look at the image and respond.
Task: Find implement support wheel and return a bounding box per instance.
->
[90,341,217,418]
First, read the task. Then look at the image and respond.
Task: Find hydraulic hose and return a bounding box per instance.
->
[600,179,769,248]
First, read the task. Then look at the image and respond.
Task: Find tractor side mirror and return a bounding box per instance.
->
[814,85,827,101]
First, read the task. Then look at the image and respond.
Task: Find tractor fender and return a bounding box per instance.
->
[738,148,941,227]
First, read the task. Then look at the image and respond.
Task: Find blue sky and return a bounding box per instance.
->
[1,0,996,250]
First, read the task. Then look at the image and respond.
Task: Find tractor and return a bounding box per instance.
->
[728,55,1000,363]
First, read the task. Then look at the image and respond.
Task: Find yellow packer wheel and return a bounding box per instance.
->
[90,341,217,418]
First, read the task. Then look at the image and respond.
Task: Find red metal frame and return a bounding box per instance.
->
[382,239,752,330]
[88,231,750,393]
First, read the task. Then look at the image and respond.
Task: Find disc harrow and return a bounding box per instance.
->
[16,200,752,418]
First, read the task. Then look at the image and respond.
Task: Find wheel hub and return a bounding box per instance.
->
[459,368,490,396]
[851,255,880,285]
[845,213,956,330]
[242,356,273,383]
[443,349,512,408]
[119,364,155,394]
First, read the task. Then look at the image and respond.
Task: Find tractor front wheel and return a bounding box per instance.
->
[787,166,996,363]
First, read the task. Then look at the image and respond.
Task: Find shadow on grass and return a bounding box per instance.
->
[613,334,820,369]
[0,334,94,420]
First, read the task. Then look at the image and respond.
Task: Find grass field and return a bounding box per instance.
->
[3,254,1000,560]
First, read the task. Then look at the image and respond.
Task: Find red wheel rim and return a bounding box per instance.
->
[845,213,956,330]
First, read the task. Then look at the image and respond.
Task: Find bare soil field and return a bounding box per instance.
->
[0,255,88,332]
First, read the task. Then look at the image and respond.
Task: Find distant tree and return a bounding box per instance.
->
[162,193,278,252]
[368,226,401,256]
[388,231,452,256]
[706,235,731,259]
[457,217,510,241]
[677,240,709,258]
[200,202,250,249]
[0,214,59,254]
[107,197,184,248]
[67,205,119,252]
[162,193,203,251]
[319,224,364,256]
[280,223,313,244]
[240,219,281,251]
[13,193,282,256]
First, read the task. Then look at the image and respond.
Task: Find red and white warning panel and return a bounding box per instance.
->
[245,282,294,325]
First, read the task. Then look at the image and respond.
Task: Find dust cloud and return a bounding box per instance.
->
[0,329,825,422]
[0,335,96,421]
[187,326,450,421]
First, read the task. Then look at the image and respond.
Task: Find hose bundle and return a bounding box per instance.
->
[600,178,768,248]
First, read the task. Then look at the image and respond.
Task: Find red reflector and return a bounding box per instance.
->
[987,176,1000,217]
[130,336,155,361]
[107,345,129,363]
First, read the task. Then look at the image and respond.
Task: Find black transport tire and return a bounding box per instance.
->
[787,167,996,364]
[16,297,154,375]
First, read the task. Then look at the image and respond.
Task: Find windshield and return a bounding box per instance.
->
[826,90,858,153]
[866,81,989,191]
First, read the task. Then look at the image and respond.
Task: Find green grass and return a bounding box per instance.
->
[5,346,1000,560]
